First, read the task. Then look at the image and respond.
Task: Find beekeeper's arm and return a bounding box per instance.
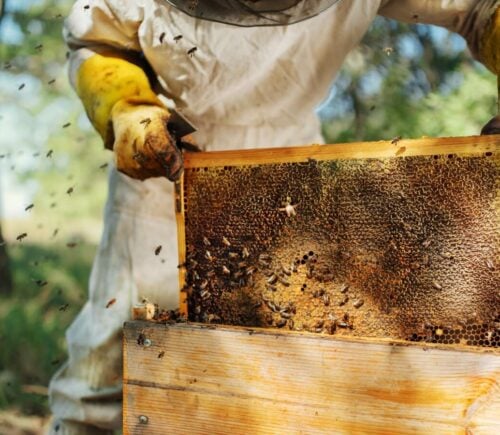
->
[379,0,498,73]
[65,0,183,181]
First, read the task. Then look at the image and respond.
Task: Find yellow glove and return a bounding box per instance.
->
[76,51,183,181]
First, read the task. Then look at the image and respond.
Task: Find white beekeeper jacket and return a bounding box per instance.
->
[48,0,497,433]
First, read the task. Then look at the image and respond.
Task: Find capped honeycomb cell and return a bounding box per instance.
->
[177,139,499,349]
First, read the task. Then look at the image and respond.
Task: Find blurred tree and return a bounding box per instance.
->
[0,224,11,295]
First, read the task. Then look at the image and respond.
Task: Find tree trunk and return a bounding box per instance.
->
[0,223,12,295]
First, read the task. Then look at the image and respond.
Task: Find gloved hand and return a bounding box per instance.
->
[110,99,183,180]
[76,51,185,181]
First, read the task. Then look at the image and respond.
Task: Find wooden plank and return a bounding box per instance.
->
[123,322,500,434]
[183,135,499,168]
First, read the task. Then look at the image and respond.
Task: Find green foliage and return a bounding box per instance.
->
[0,241,95,414]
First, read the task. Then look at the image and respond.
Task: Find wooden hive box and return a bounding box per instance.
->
[124,135,499,434]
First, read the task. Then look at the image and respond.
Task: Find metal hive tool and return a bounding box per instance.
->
[176,137,499,349]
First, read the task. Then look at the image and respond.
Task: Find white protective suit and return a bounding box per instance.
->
[48,0,498,433]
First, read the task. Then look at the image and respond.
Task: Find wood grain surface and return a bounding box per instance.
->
[123,322,500,434]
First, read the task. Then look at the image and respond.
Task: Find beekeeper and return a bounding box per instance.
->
[48,1,499,433]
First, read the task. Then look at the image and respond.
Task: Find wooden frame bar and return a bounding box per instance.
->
[123,321,500,434]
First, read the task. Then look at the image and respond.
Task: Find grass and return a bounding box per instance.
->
[0,240,96,415]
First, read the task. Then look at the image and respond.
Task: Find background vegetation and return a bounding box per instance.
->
[0,0,496,429]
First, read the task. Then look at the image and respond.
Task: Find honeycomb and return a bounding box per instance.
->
[180,152,499,349]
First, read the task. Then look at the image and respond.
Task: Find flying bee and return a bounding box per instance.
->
[25,204,34,211]
[173,34,183,43]
[62,122,71,128]
[383,46,394,56]
[158,351,165,359]
[66,242,77,248]
[46,149,53,158]
[18,83,25,90]
[159,32,166,43]
[58,303,69,312]
[35,44,43,51]
[154,245,162,256]
[187,47,197,57]
[106,298,117,308]
[34,279,48,287]
[48,79,56,85]
[16,233,28,242]
[66,186,74,195]
[99,163,108,170]
[390,135,401,145]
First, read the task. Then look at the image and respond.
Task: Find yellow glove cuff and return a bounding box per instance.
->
[75,52,165,148]
[479,6,500,74]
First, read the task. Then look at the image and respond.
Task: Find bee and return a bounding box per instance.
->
[16,233,28,242]
[46,149,53,158]
[84,4,90,10]
[259,253,271,261]
[204,250,213,261]
[222,265,231,275]
[265,283,277,292]
[158,351,165,359]
[383,47,394,56]
[159,32,166,43]
[222,236,231,247]
[140,118,151,128]
[390,135,401,145]
[339,295,348,306]
[352,299,364,309]
[202,236,211,246]
[322,294,330,306]
[137,333,146,346]
[58,303,69,312]
[267,274,278,285]
[200,289,210,299]
[275,319,287,328]
[422,238,432,248]
[199,280,208,290]
[277,275,290,286]
[486,259,495,271]
[242,247,250,258]
[34,279,48,287]
[173,34,183,43]
[106,298,117,308]
[340,283,349,293]
[228,252,239,260]
[66,186,74,195]
[25,204,34,211]
[62,122,71,128]
[281,264,291,276]
[187,47,197,57]
[432,280,442,290]
[280,311,292,319]
[18,83,25,90]
[245,266,256,276]
[237,261,247,269]
[154,245,162,256]
[279,196,297,217]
